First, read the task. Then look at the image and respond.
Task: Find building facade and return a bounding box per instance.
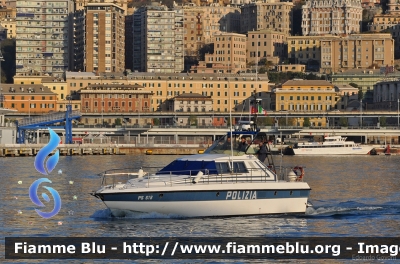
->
[287,35,328,66]
[65,72,270,112]
[0,17,15,38]
[191,32,246,73]
[85,3,125,73]
[301,0,362,36]
[15,0,73,77]
[273,79,338,111]
[167,92,213,112]
[182,4,241,57]
[320,34,394,73]
[372,80,400,110]
[368,14,400,59]
[132,4,184,73]
[240,2,293,36]
[247,29,287,65]
[79,83,153,125]
[1,84,57,113]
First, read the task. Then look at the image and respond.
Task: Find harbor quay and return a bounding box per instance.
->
[1,127,400,156]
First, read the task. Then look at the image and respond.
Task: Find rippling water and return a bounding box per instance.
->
[1,154,400,262]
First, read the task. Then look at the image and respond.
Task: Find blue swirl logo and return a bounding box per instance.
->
[34,128,60,175]
[29,178,61,219]
[30,128,62,219]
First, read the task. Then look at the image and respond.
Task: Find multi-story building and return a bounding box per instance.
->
[132,4,184,73]
[190,32,246,73]
[182,4,241,57]
[368,14,400,59]
[302,0,362,36]
[247,29,287,65]
[79,83,153,125]
[15,0,73,77]
[240,2,293,36]
[372,80,400,110]
[287,35,330,66]
[0,18,15,38]
[85,3,125,73]
[167,93,213,112]
[65,71,270,112]
[320,34,394,74]
[272,79,338,126]
[1,84,57,113]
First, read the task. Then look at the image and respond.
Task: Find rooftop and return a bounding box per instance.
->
[1,84,54,94]
[282,80,334,87]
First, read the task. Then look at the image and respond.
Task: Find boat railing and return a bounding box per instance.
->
[98,165,302,189]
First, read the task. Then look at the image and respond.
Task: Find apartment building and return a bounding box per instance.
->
[247,29,287,65]
[272,79,338,126]
[85,3,125,73]
[79,83,153,115]
[240,1,293,36]
[65,71,270,112]
[1,84,57,113]
[132,4,184,73]
[287,35,329,66]
[15,0,74,77]
[320,34,394,74]
[0,18,15,38]
[191,32,246,73]
[368,14,400,59]
[182,4,241,57]
[302,0,362,36]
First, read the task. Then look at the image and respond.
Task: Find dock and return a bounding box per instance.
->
[0,144,206,157]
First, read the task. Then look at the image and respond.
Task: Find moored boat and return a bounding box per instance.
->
[291,136,372,155]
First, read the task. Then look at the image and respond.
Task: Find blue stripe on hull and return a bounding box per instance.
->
[101,189,310,202]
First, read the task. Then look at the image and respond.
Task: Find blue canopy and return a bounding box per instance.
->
[157,160,218,175]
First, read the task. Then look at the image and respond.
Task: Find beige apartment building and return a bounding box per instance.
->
[320,34,394,73]
[191,32,246,73]
[85,3,125,73]
[240,1,293,36]
[368,14,400,59]
[302,0,362,36]
[65,71,270,113]
[247,29,287,65]
[0,18,15,38]
[287,35,329,66]
[182,4,241,57]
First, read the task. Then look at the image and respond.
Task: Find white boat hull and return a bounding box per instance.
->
[98,182,311,217]
[105,198,308,217]
[293,146,372,155]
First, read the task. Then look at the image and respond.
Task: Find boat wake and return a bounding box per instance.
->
[90,208,183,219]
[305,205,383,216]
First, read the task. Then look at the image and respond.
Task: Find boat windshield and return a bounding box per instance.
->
[204,132,264,155]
